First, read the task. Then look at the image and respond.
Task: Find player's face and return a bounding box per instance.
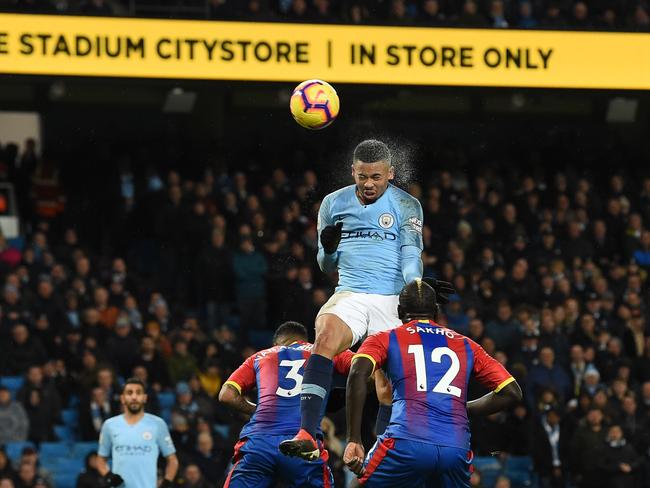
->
[121,384,147,414]
[352,160,394,203]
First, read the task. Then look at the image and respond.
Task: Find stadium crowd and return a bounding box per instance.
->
[2,0,650,32]
[0,132,649,488]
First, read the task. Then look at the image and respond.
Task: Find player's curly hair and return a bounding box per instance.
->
[398,279,439,321]
[353,139,391,165]
[273,321,308,345]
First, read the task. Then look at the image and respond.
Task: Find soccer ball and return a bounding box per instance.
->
[290,79,340,130]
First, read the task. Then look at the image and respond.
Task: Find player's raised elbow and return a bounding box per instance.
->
[218,384,239,404]
[501,380,523,404]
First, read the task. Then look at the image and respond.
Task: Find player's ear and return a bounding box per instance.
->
[388,165,395,181]
[350,163,356,178]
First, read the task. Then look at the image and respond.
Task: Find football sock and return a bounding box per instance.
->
[300,353,333,438]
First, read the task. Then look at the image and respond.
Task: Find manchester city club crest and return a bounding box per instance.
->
[142,431,153,440]
[379,213,394,229]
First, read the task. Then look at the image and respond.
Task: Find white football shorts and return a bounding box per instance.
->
[316,291,401,346]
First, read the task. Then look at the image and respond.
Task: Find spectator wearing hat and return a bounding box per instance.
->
[105,313,139,378]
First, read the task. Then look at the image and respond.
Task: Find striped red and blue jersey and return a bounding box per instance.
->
[225,341,353,439]
[355,319,514,450]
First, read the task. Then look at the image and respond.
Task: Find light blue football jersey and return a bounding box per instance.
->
[317,184,423,295]
[98,413,175,488]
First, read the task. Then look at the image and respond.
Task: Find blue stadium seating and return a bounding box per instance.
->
[158,391,175,410]
[71,441,97,459]
[473,456,502,488]
[61,408,79,426]
[39,442,72,461]
[54,425,76,442]
[503,456,534,487]
[1,376,24,396]
[4,441,34,463]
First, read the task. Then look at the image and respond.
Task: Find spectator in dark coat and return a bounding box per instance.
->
[232,237,268,334]
[105,315,140,378]
[532,408,570,487]
[192,432,226,486]
[2,324,47,375]
[526,347,571,408]
[601,425,641,488]
[79,387,112,441]
[16,365,61,437]
[570,408,607,488]
[196,229,233,331]
[485,300,521,355]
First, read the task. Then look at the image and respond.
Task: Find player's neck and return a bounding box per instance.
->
[123,410,145,424]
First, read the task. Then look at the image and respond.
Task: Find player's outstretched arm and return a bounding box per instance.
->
[218,382,256,416]
[466,381,522,416]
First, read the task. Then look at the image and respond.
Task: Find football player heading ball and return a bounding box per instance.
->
[280,139,454,460]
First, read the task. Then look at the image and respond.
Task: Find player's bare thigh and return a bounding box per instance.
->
[313,313,354,359]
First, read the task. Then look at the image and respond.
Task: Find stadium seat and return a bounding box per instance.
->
[61,408,79,426]
[158,391,175,409]
[68,394,80,408]
[71,441,98,459]
[1,376,24,395]
[4,441,34,463]
[39,441,72,461]
[54,425,76,442]
[473,456,502,488]
[504,456,534,487]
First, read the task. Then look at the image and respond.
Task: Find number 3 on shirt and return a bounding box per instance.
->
[408,345,461,397]
[276,359,306,397]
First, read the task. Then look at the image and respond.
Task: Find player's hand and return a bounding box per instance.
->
[374,369,392,406]
[159,479,174,488]
[320,221,343,254]
[422,278,456,305]
[104,472,124,487]
[343,442,366,477]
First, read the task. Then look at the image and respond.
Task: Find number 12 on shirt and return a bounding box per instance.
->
[407,345,461,397]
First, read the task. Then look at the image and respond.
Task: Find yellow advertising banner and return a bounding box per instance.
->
[0,13,649,89]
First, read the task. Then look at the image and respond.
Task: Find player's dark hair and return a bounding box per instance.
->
[122,377,146,393]
[398,279,438,321]
[353,139,391,165]
[273,321,308,345]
